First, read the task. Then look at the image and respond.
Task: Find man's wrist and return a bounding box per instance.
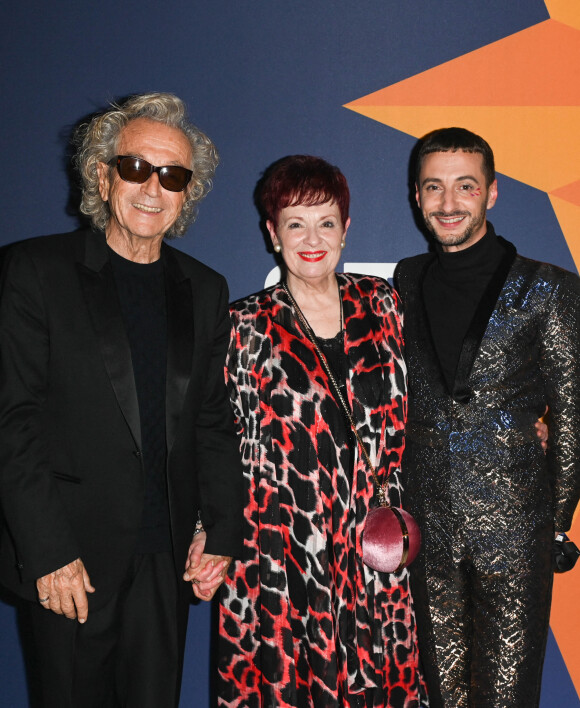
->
[193,512,205,537]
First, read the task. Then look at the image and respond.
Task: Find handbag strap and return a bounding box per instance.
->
[282,282,388,507]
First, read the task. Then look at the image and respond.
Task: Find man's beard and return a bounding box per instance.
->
[424,208,486,248]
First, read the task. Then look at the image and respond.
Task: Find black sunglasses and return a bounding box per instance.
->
[109,155,193,192]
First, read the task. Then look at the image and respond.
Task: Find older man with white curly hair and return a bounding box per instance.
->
[0,92,243,707]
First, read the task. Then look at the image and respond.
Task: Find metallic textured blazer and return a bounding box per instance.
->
[395,236,580,536]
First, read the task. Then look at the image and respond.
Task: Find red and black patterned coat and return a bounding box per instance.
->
[218,274,427,708]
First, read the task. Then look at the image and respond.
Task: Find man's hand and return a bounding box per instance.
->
[36,558,95,623]
[183,532,231,601]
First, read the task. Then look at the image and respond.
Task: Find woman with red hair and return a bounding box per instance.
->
[218,156,427,708]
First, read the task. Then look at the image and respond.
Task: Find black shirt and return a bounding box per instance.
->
[110,248,171,553]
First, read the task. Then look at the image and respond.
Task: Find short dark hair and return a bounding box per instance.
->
[415,127,495,187]
[259,155,350,227]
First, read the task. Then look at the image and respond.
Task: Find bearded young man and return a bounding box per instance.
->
[395,127,580,708]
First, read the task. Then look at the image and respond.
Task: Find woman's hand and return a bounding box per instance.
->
[183,531,232,601]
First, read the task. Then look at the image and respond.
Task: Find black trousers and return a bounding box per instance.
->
[27,552,191,708]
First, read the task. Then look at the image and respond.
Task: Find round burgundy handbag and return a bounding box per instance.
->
[362,505,421,573]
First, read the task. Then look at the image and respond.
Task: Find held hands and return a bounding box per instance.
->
[36,557,95,623]
[183,531,231,601]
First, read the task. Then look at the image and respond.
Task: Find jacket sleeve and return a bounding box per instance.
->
[538,271,580,530]
[224,311,247,438]
[373,277,407,436]
[193,277,244,558]
[0,246,80,582]
[393,261,403,300]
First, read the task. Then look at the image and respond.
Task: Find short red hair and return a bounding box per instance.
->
[259,155,350,227]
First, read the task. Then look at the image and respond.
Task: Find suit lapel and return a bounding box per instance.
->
[413,255,451,397]
[164,245,194,453]
[77,230,141,448]
[452,238,517,402]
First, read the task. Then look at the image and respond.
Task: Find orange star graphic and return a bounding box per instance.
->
[345,8,580,271]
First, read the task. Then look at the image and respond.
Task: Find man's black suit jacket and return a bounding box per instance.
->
[0,228,243,607]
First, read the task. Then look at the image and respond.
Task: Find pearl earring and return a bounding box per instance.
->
[340,241,345,249]
[274,244,281,253]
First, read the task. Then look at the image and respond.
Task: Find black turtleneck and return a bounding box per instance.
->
[423,224,506,392]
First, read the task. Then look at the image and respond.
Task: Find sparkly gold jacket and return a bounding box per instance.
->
[396,237,580,534]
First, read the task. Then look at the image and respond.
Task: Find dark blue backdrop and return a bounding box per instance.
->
[1,2,577,705]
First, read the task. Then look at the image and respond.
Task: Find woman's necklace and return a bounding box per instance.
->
[282,278,343,338]
[282,279,388,507]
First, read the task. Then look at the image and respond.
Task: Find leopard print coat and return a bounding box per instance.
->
[218,274,427,707]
